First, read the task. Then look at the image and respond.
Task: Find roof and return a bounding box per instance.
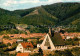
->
[0,33,46,38]
[49,32,65,46]
[16,53,29,56]
[21,42,34,48]
[27,39,37,42]
[3,39,17,44]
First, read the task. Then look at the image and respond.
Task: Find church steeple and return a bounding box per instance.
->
[48,27,52,36]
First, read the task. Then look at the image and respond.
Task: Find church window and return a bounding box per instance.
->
[48,46,51,49]
[44,36,50,46]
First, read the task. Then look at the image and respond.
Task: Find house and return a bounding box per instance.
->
[16,42,34,53]
[37,28,66,51]
[16,53,29,56]
[17,39,23,43]
[3,39,17,44]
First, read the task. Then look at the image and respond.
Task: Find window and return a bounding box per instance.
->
[10,36,14,37]
[20,48,22,49]
[44,37,50,46]
[48,46,51,49]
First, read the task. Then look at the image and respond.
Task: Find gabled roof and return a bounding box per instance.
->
[16,53,29,56]
[49,32,65,46]
[21,42,34,48]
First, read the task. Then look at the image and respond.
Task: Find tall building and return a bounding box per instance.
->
[38,28,65,51]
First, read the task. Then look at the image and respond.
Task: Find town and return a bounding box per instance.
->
[0,1,80,56]
[0,27,80,56]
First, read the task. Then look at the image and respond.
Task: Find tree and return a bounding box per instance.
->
[38,48,43,56]
[7,43,11,46]
[3,36,10,39]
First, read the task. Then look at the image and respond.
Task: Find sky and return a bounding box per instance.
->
[0,0,80,11]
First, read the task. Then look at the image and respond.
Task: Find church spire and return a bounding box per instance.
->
[48,27,52,36]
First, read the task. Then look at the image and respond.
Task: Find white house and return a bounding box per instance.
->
[17,39,23,43]
[66,36,71,39]
[16,42,34,53]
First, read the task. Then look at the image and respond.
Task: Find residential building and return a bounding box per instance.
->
[17,39,23,43]
[16,42,34,53]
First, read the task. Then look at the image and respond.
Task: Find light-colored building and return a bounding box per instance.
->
[16,42,34,53]
[17,39,23,43]
[37,28,66,51]
[40,33,55,51]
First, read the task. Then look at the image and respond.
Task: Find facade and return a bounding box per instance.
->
[17,39,23,43]
[16,42,34,53]
[40,34,55,51]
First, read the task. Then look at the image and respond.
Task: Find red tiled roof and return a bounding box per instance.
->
[1,33,46,38]
[16,53,29,56]
[39,37,44,41]
[21,42,34,48]
[3,39,17,44]
[60,32,80,39]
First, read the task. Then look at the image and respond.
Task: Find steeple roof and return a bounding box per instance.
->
[50,32,65,46]
[48,28,65,46]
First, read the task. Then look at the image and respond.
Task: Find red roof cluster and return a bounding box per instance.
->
[3,39,17,44]
[60,32,80,39]
[21,42,34,48]
[0,33,46,38]
[16,53,29,56]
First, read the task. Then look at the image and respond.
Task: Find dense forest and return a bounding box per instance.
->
[43,3,80,25]
[0,2,80,32]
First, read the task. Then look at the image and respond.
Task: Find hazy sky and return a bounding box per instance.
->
[0,0,80,11]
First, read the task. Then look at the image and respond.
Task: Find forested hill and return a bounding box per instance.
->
[0,3,80,27]
[42,3,80,25]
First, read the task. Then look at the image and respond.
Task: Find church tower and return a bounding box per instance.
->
[40,28,55,51]
[48,27,52,36]
[48,27,54,37]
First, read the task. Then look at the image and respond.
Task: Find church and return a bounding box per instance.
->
[37,28,67,51]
